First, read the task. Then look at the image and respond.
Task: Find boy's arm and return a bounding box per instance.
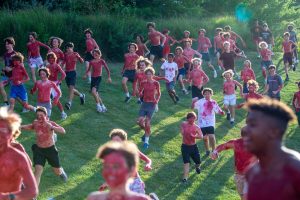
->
[159,32,166,46]
[30,82,38,94]
[22,67,30,83]
[234,80,243,90]
[76,53,84,63]
[202,72,209,86]
[49,121,65,134]
[138,150,152,171]
[155,82,161,104]
[103,61,111,79]
[263,83,269,95]
[52,83,61,104]
[215,140,235,153]
[58,65,66,83]
[292,93,297,109]
[37,41,51,50]
[21,124,34,130]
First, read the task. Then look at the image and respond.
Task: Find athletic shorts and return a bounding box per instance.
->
[184,63,191,72]
[150,45,163,59]
[296,111,300,125]
[177,68,186,80]
[200,126,215,136]
[123,69,136,82]
[29,56,44,68]
[192,85,204,99]
[91,76,102,91]
[85,52,94,62]
[129,176,145,194]
[37,102,52,117]
[163,45,171,57]
[224,94,236,106]
[242,82,249,94]
[261,60,272,69]
[200,52,211,62]
[32,144,60,168]
[283,52,293,65]
[10,84,28,102]
[65,71,76,87]
[139,102,156,119]
[215,48,222,55]
[234,173,247,196]
[166,81,175,91]
[181,144,201,164]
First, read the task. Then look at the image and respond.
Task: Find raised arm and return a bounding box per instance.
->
[49,121,65,134]
[21,124,34,131]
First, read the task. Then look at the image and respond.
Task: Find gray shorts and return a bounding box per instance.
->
[139,102,156,119]
[37,102,52,117]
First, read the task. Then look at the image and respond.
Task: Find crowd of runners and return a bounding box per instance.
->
[0,20,300,200]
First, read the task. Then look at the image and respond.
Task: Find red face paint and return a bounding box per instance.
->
[102,152,131,188]
[0,120,11,145]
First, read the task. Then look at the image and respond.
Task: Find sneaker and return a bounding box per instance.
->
[80,94,86,105]
[175,95,179,102]
[195,167,201,174]
[296,59,299,64]
[285,76,290,82]
[143,142,149,149]
[22,108,30,113]
[293,65,296,71]
[65,103,71,110]
[61,112,67,120]
[141,134,145,142]
[182,178,187,183]
[149,193,159,200]
[96,105,103,113]
[213,70,217,78]
[257,54,261,58]
[230,120,235,126]
[59,169,68,182]
[226,112,231,120]
[205,151,210,157]
[124,96,131,103]
[182,89,189,95]
[137,99,142,104]
[101,105,107,112]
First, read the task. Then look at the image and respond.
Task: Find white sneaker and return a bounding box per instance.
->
[22,108,30,113]
[96,105,103,113]
[101,105,107,112]
[213,70,217,78]
[61,112,67,120]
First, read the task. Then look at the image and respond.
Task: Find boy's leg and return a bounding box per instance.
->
[208,134,216,151]
[8,98,15,112]
[0,82,8,104]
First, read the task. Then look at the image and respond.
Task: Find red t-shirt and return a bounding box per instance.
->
[46,63,66,82]
[174,55,187,69]
[293,91,300,112]
[189,68,208,87]
[282,40,295,53]
[10,64,29,85]
[197,36,212,52]
[86,38,98,52]
[163,35,175,47]
[223,80,237,95]
[31,80,61,103]
[183,48,198,63]
[139,80,160,103]
[88,59,110,77]
[181,122,201,145]
[260,48,272,61]
[214,35,223,49]
[244,92,263,101]
[148,31,161,46]
[51,47,64,63]
[27,41,49,58]
[136,44,146,56]
[241,68,255,83]
[216,138,254,174]
[124,53,139,71]
[63,52,83,72]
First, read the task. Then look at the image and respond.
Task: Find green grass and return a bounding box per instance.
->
[13,49,300,200]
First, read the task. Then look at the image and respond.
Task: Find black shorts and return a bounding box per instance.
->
[85,52,94,62]
[65,71,76,87]
[283,52,293,65]
[123,69,136,82]
[139,102,156,119]
[201,52,211,62]
[192,85,204,99]
[32,144,60,168]
[150,45,163,59]
[184,63,191,72]
[91,76,102,91]
[181,144,201,164]
[200,126,215,136]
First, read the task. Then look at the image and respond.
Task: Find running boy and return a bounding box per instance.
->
[27,32,50,82]
[259,41,273,83]
[282,32,297,80]
[84,49,111,113]
[263,65,283,100]
[240,60,255,93]
[292,82,300,126]
[174,46,189,94]
[160,53,179,104]
[84,28,99,83]
[48,36,64,65]
[63,42,85,110]
[192,88,224,156]
[180,112,203,183]
[162,29,177,58]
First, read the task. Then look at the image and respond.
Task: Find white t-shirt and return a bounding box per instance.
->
[161,61,178,82]
[194,98,222,128]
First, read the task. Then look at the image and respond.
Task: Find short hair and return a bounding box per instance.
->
[48,36,63,48]
[198,28,206,33]
[162,29,169,34]
[247,79,259,91]
[245,98,296,133]
[175,46,183,52]
[287,23,294,28]
[284,32,290,37]
[215,28,223,32]
[0,107,21,138]
[186,112,197,119]
[29,32,38,39]
[147,22,155,28]
[262,23,268,27]
[4,37,15,46]
[65,42,74,49]
[145,67,155,75]
[224,25,231,30]
[97,141,139,172]
[259,41,268,48]
[223,41,230,47]
[268,64,276,70]
[136,35,145,43]
[84,28,93,35]
[222,69,234,77]
[128,43,138,51]
[223,32,231,38]
[92,49,102,56]
[46,52,57,61]
[136,57,152,69]
[36,106,48,116]
[109,129,128,141]
[244,60,252,68]
[184,30,190,34]
[38,67,50,78]
[202,87,213,95]
[11,53,24,63]
[191,57,202,64]
[167,53,174,58]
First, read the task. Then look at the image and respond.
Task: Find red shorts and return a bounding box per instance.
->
[163,46,171,57]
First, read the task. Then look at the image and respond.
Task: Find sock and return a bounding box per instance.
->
[230,118,235,122]
[33,107,37,112]
[68,101,72,105]
[145,136,150,144]
[125,92,130,97]
[79,93,83,98]
[96,103,100,107]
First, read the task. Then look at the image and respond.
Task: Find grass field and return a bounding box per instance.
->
[14,49,300,200]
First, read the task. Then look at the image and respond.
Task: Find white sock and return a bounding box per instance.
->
[126,92,130,97]
[231,118,235,122]
[145,136,150,144]
[79,93,83,98]
[68,101,72,105]
[96,103,100,107]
